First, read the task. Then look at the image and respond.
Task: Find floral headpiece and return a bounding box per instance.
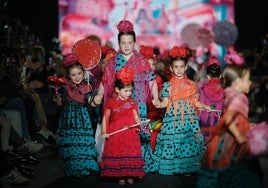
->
[206,57,221,67]
[169,46,189,58]
[117,20,134,33]
[139,45,154,59]
[101,45,117,61]
[63,53,79,67]
[224,46,244,65]
[116,67,134,84]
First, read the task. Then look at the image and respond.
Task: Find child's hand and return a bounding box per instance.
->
[152,98,160,108]
[204,105,212,112]
[94,94,103,105]
[53,96,62,106]
[250,123,256,129]
[101,132,109,139]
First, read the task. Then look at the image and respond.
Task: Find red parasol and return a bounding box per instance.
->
[72,38,101,69]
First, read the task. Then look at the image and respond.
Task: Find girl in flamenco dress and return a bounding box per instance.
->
[56,53,99,177]
[94,20,160,173]
[153,46,211,175]
[139,45,167,152]
[198,57,224,144]
[197,64,263,187]
[100,67,145,185]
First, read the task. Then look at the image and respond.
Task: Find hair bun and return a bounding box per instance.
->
[207,57,221,67]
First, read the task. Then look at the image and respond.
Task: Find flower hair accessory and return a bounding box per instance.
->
[101,45,117,61]
[206,57,221,67]
[117,20,134,33]
[224,46,244,65]
[139,45,154,59]
[116,67,134,84]
[63,53,79,67]
[169,46,189,58]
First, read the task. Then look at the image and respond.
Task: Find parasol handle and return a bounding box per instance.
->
[107,119,150,136]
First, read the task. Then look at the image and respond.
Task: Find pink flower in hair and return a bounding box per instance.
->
[117,20,134,32]
[63,53,79,67]
[224,46,244,65]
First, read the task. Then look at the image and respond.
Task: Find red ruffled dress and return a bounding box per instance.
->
[100,96,145,178]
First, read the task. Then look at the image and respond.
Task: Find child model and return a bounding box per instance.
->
[56,53,99,177]
[197,64,263,187]
[198,57,224,143]
[100,67,145,185]
[153,46,211,175]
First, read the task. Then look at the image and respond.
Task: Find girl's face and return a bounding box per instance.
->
[69,66,84,85]
[119,35,135,56]
[148,58,156,70]
[116,85,133,100]
[170,60,187,78]
[237,70,252,94]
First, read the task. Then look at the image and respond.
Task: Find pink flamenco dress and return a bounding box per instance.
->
[100,96,145,179]
[197,87,263,188]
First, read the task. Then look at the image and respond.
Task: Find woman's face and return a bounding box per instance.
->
[119,34,135,56]
[69,66,84,85]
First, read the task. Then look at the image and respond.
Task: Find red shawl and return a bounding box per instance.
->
[66,80,92,103]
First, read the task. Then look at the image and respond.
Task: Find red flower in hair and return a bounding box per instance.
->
[117,20,134,32]
[116,67,134,84]
[169,46,189,58]
[139,45,154,59]
[101,45,117,61]
[63,53,79,66]
[206,57,221,67]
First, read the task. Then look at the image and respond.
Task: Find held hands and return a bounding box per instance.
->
[203,105,212,112]
[152,98,161,108]
[93,94,103,106]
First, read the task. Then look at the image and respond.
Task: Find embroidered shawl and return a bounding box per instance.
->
[102,51,153,104]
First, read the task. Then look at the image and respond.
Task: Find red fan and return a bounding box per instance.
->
[72,38,101,69]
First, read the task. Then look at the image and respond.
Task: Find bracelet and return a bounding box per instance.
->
[92,99,99,106]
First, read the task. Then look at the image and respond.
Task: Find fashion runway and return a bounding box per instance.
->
[9,145,268,188]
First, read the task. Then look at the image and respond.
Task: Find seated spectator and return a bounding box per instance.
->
[0,112,41,186]
[18,45,58,142]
